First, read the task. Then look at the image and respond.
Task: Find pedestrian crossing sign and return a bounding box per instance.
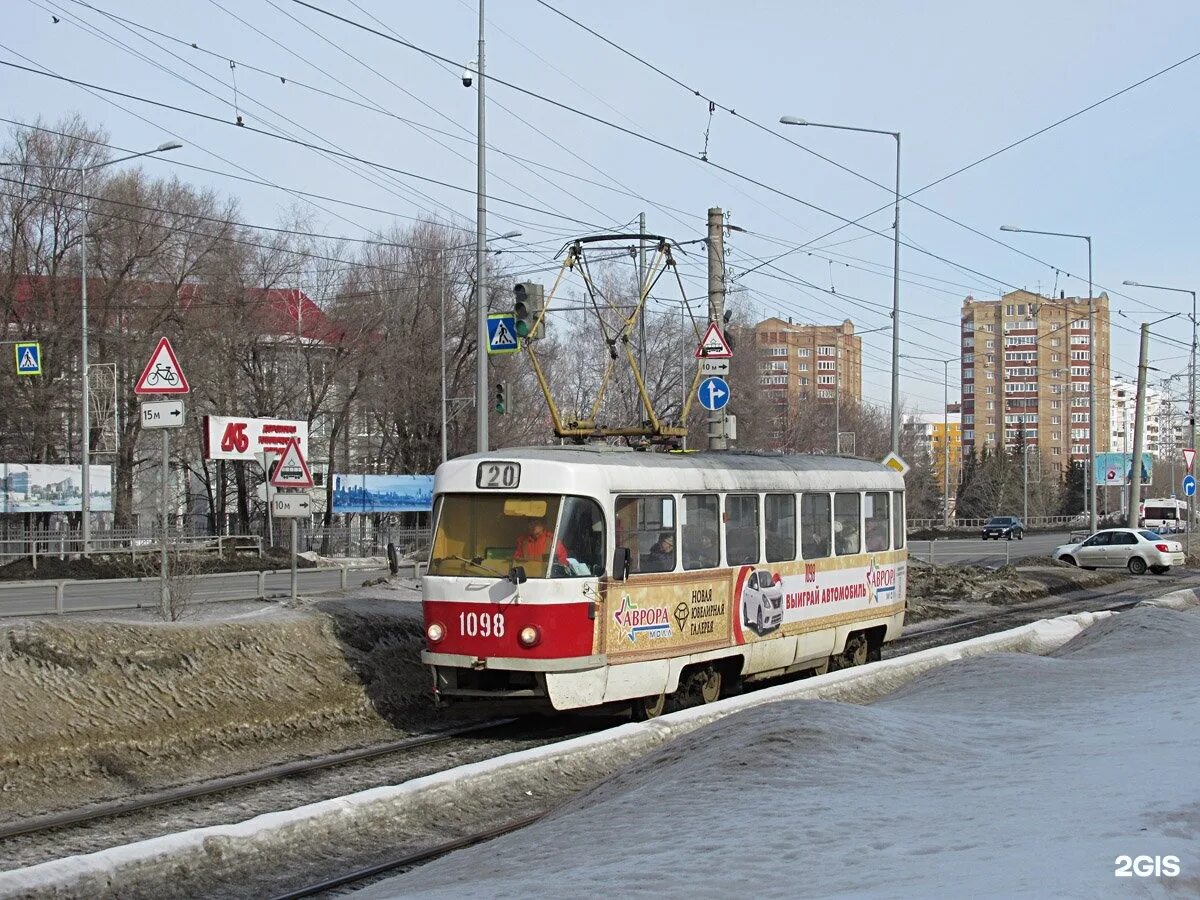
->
[14,341,41,376]
[486,313,520,355]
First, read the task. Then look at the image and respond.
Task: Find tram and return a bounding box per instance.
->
[421,446,907,717]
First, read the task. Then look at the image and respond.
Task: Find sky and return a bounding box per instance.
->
[3,0,1200,416]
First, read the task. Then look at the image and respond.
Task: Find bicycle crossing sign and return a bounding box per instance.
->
[486,313,520,355]
[134,336,190,394]
[269,437,314,489]
[14,341,41,376]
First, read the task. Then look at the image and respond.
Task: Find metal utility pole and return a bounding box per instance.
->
[707,207,727,451]
[1128,323,1151,528]
[1124,280,1197,552]
[942,359,950,528]
[1023,443,1029,522]
[999,226,1095,532]
[474,0,489,454]
[440,250,448,464]
[638,212,647,377]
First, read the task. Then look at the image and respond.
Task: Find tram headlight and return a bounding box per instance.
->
[518,625,542,648]
[426,622,446,644]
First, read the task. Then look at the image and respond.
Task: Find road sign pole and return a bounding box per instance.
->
[290,516,298,603]
[160,429,170,619]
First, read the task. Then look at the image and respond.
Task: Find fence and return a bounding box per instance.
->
[0,528,263,567]
[0,562,421,618]
[908,515,1083,531]
[298,525,431,559]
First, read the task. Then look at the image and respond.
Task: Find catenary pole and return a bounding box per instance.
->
[474,0,489,453]
[706,207,726,451]
[1128,323,1151,528]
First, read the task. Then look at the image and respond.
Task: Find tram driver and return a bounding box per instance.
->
[514,517,569,569]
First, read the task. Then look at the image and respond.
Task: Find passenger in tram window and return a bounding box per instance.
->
[644,532,676,572]
[514,518,568,567]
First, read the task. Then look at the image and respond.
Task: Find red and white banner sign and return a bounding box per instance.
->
[203,415,309,461]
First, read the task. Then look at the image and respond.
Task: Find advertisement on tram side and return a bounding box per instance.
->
[734,553,907,644]
[605,577,733,655]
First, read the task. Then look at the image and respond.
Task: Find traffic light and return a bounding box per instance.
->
[494,381,509,415]
[513,282,545,340]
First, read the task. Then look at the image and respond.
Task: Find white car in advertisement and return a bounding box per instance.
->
[1052,528,1185,575]
[742,569,784,635]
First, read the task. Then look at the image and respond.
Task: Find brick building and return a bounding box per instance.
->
[960,289,1111,465]
[754,318,863,445]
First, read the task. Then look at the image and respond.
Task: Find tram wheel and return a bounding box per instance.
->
[631,693,669,721]
[829,633,870,671]
[697,665,723,704]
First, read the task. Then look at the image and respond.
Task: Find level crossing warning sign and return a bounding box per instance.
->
[134,336,190,394]
[694,322,733,359]
[269,437,314,489]
[486,313,520,355]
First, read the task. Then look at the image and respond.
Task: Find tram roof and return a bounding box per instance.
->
[451,446,901,479]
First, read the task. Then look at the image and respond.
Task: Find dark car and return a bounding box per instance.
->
[981,516,1024,540]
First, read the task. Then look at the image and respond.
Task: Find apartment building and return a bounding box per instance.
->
[960,289,1110,464]
[754,318,863,443]
[904,412,963,496]
[1111,378,1188,458]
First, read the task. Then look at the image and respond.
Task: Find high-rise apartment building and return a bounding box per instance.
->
[755,318,863,445]
[960,289,1110,464]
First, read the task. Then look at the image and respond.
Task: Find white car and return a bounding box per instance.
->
[742,569,784,634]
[1052,528,1185,575]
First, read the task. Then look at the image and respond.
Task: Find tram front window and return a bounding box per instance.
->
[428,494,604,579]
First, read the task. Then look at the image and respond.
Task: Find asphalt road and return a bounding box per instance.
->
[907,531,1074,567]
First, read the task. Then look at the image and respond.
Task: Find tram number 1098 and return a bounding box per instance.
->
[459,610,506,638]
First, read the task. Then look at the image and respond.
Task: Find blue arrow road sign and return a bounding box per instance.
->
[698,375,730,412]
[486,313,520,355]
[14,341,41,376]
[1184,475,1196,497]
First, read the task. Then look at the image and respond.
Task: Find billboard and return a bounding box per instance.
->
[0,464,112,514]
[331,474,434,514]
[1094,452,1153,487]
[204,416,309,462]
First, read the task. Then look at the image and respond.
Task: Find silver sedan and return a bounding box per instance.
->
[1052,528,1185,575]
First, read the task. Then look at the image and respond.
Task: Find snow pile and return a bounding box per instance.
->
[297,552,392,569]
[0,612,1108,899]
[0,599,430,819]
[365,603,1200,899]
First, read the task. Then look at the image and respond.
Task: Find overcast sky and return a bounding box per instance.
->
[4,1,1199,415]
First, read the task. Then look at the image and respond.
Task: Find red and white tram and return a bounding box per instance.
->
[421,446,907,717]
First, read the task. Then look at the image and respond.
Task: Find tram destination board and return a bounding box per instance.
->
[476,461,521,489]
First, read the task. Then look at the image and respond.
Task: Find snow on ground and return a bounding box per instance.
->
[361,603,1200,899]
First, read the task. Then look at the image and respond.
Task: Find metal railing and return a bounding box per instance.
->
[0,562,422,618]
[0,528,263,567]
[908,515,1083,531]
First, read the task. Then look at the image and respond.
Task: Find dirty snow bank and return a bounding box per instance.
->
[0,595,429,819]
[0,612,1106,899]
[367,603,1200,899]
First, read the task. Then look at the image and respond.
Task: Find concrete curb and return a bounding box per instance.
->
[0,610,1115,898]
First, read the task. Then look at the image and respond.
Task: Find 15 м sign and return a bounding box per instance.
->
[140,400,185,429]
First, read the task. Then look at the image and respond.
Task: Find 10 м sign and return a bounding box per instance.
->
[203,415,309,461]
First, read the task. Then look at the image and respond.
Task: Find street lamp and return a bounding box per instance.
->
[999,225,1096,534]
[439,231,520,464]
[900,354,957,527]
[780,115,902,454]
[1124,279,1197,553]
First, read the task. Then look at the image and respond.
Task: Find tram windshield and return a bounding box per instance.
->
[428,494,605,579]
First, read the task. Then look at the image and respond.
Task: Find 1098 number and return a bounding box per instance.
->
[459,611,506,638]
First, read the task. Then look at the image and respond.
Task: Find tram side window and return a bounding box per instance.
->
[801,493,831,559]
[834,492,861,556]
[682,495,720,570]
[554,497,606,577]
[765,493,797,562]
[726,494,760,565]
[615,495,676,573]
[865,492,890,552]
[893,491,906,549]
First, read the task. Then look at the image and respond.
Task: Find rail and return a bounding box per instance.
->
[0,529,263,567]
[0,562,423,617]
[908,516,1083,531]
